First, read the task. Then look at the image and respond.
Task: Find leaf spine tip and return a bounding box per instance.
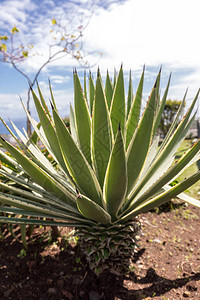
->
[28,83,33,91]
[97,67,100,77]
[118,122,121,131]
[49,100,54,110]
[154,78,157,89]
[0,136,5,142]
[76,188,81,197]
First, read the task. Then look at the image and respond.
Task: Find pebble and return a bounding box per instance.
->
[62,290,73,299]
[15,262,20,267]
[152,238,162,244]
[46,278,53,286]
[89,291,101,300]
[183,291,190,297]
[186,281,197,292]
[47,287,57,295]
[57,279,64,288]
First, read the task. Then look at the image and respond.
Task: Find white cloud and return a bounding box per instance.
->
[50,75,71,84]
[2,0,200,73]
[83,0,200,71]
[0,93,25,120]
[1,0,200,124]
[0,0,36,30]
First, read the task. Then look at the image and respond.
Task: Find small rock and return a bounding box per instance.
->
[57,237,62,244]
[46,278,53,286]
[79,291,85,297]
[57,279,64,288]
[4,286,15,297]
[62,290,73,299]
[183,291,190,297]
[186,281,197,292]
[10,256,16,261]
[47,287,57,295]
[152,238,162,244]
[15,262,20,267]
[89,291,101,300]
[27,260,36,270]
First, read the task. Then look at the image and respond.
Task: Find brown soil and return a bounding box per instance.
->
[0,202,200,300]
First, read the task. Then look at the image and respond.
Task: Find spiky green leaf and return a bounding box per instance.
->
[77,194,111,224]
[105,70,113,110]
[110,66,126,136]
[126,67,144,149]
[74,71,91,164]
[52,108,103,206]
[89,72,95,115]
[103,127,127,219]
[92,75,112,187]
[127,83,156,194]
[126,70,134,119]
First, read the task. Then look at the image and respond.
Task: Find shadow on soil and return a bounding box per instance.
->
[79,248,200,300]
[0,226,199,299]
[100,268,200,300]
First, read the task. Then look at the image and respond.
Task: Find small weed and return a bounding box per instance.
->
[129,265,136,272]
[76,257,81,264]
[17,249,27,258]
[182,209,198,220]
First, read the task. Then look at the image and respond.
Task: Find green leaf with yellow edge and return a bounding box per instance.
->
[105,70,113,110]
[154,66,161,113]
[126,137,200,213]
[126,67,144,149]
[110,66,126,137]
[127,83,156,195]
[103,126,127,219]
[84,70,88,104]
[70,103,78,144]
[0,137,75,206]
[122,170,200,222]
[152,73,171,137]
[113,68,117,88]
[37,83,52,121]
[31,89,71,177]
[89,72,95,115]
[92,74,112,188]
[127,90,200,204]
[77,194,111,224]
[49,79,58,111]
[52,107,103,206]
[126,70,133,119]
[74,71,91,164]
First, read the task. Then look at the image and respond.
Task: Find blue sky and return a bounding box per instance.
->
[0,0,200,133]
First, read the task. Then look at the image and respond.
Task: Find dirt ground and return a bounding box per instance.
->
[0,201,200,300]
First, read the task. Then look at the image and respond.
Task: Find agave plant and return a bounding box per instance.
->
[0,66,200,274]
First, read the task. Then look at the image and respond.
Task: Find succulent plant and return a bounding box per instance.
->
[0,66,200,274]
